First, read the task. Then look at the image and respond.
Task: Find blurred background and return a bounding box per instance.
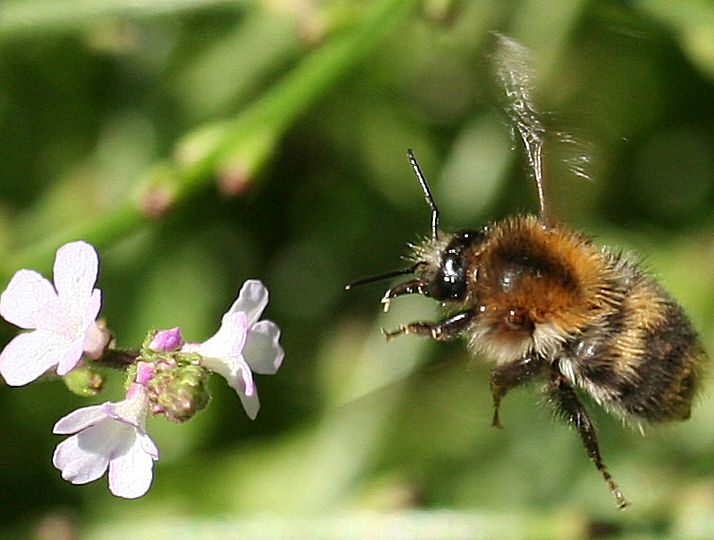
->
[1,0,714,538]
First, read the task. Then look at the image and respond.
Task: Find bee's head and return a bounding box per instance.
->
[368,228,484,311]
[412,229,485,300]
[345,226,486,309]
[345,150,484,308]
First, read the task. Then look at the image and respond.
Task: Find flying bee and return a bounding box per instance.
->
[345,35,706,509]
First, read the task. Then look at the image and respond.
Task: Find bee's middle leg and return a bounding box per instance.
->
[490,355,544,427]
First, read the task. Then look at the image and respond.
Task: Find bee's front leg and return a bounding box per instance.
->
[381,279,427,312]
[383,309,474,341]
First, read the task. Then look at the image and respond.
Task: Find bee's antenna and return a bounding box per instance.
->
[493,33,551,225]
[344,264,419,290]
[407,149,440,241]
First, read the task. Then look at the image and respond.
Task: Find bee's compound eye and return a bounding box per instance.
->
[427,254,466,301]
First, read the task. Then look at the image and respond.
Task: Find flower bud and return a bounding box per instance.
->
[63,365,104,397]
[148,327,183,352]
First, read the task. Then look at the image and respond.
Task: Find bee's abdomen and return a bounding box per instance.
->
[618,299,702,421]
[562,264,704,424]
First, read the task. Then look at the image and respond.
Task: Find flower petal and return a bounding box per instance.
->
[108,434,157,498]
[202,352,256,397]
[38,295,81,337]
[53,241,99,309]
[0,331,75,386]
[53,425,113,484]
[137,431,160,460]
[231,363,257,409]
[243,320,284,374]
[56,336,86,377]
[53,403,108,434]
[238,384,260,420]
[196,311,248,361]
[0,269,56,329]
[83,288,102,328]
[228,280,269,327]
[105,389,150,430]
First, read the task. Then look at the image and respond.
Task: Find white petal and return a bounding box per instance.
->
[0,270,56,329]
[0,331,75,386]
[207,353,259,418]
[137,431,160,460]
[53,425,113,484]
[228,280,268,327]
[56,336,86,376]
[238,384,260,420]
[83,288,102,327]
[38,294,81,337]
[35,288,100,345]
[106,390,150,429]
[54,241,99,309]
[108,435,157,498]
[196,311,247,360]
[203,353,255,397]
[243,320,284,374]
[53,403,108,434]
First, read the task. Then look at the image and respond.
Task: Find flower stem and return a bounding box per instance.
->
[0,0,415,281]
[98,349,139,369]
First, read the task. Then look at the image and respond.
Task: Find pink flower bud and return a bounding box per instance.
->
[148,327,183,352]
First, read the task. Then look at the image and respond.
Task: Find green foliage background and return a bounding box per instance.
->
[1,0,713,538]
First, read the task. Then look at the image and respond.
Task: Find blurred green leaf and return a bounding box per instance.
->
[0,0,246,40]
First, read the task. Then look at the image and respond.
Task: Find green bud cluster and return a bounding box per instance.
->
[149,361,210,422]
[136,333,212,422]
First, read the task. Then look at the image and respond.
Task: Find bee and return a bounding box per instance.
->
[346,35,706,509]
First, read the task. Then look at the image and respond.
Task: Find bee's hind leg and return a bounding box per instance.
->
[548,368,629,509]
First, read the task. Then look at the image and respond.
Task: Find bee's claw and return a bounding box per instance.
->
[382,327,404,341]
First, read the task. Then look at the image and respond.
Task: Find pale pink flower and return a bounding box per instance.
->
[182,280,284,419]
[0,241,108,386]
[52,369,159,499]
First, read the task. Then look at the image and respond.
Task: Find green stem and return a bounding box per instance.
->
[0,0,415,280]
[98,348,140,370]
[0,0,246,40]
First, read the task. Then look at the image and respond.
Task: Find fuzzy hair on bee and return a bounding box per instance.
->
[345,34,706,509]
